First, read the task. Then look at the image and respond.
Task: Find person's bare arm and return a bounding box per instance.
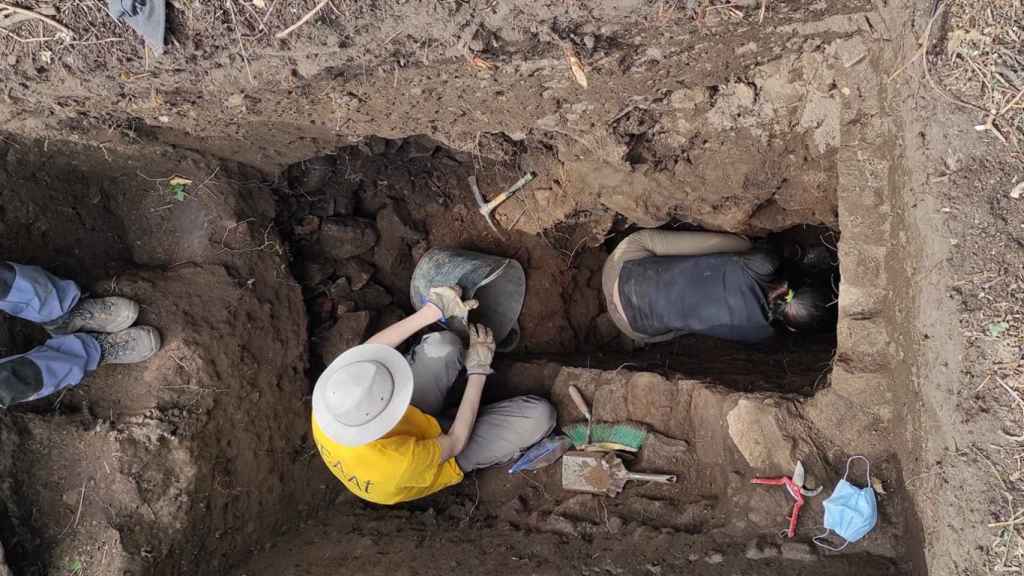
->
[436,324,496,463]
[365,285,478,349]
[637,229,752,257]
[437,373,486,461]
[366,306,441,348]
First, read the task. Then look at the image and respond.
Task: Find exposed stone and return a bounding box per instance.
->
[287,156,335,194]
[364,135,387,155]
[353,282,393,310]
[300,259,333,286]
[310,193,334,218]
[554,494,599,520]
[627,372,676,430]
[670,87,711,110]
[323,180,357,216]
[542,514,579,537]
[704,552,724,564]
[836,318,892,372]
[400,135,438,159]
[317,311,372,362]
[335,258,375,291]
[839,284,886,320]
[377,203,425,241]
[592,379,629,422]
[779,542,818,562]
[327,277,353,300]
[726,398,793,473]
[293,214,321,239]
[320,217,378,260]
[372,305,407,333]
[607,515,624,534]
[635,432,691,474]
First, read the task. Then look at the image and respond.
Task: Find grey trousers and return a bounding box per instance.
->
[406,331,556,472]
[601,229,752,343]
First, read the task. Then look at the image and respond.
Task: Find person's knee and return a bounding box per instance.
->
[419,330,463,361]
[518,395,556,440]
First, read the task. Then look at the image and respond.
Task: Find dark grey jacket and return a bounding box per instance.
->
[618,251,779,343]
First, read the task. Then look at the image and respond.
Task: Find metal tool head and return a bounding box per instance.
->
[792,461,823,497]
[467,175,505,238]
[792,461,806,487]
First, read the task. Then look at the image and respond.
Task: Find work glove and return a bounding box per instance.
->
[465,324,496,376]
[427,285,479,323]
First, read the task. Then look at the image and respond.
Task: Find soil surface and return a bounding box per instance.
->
[0,0,1019,575]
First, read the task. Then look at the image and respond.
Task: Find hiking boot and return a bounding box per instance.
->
[44,297,139,335]
[92,326,162,365]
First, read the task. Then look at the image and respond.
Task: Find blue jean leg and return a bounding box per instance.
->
[0,262,81,323]
[0,264,100,408]
[0,335,102,407]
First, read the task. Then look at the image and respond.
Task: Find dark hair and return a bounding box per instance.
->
[770,285,834,332]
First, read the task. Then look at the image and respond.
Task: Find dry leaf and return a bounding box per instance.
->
[469,55,495,71]
[1011,181,1024,200]
[563,45,588,89]
[251,0,267,8]
[871,476,886,495]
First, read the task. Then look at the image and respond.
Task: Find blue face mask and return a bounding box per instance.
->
[814,456,878,551]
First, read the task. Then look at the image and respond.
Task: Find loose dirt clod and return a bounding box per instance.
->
[319,217,379,260]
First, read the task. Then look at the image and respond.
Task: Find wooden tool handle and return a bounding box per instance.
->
[625,472,677,484]
[568,385,591,420]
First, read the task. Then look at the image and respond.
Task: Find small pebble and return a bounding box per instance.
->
[705,552,724,564]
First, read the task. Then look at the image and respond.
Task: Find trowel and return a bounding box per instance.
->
[561,451,676,497]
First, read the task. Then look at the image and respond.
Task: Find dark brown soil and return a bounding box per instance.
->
[0,134,332,575]
[0,0,1014,574]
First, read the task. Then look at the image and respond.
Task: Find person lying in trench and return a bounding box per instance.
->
[602,229,834,344]
[0,262,162,408]
[311,286,555,505]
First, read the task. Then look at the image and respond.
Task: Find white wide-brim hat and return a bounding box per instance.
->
[312,343,414,446]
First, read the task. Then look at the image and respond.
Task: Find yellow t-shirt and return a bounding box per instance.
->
[311,406,464,505]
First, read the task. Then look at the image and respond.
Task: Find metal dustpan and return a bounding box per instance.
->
[561,451,677,497]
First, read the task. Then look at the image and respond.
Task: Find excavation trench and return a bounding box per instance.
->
[0,10,921,571]
[278,136,840,397]
[0,107,906,576]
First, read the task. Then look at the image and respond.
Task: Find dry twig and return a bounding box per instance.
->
[58,481,88,538]
[226,0,255,86]
[276,0,329,39]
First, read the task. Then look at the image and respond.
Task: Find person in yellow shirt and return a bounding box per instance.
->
[311,285,556,505]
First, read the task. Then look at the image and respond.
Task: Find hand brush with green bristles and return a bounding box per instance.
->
[562,421,648,452]
[564,385,647,452]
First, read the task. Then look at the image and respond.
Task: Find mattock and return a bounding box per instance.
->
[468,172,536,240]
